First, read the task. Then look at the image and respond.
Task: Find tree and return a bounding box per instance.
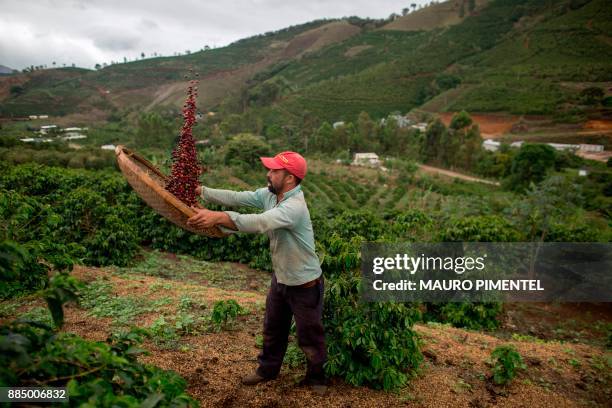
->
[503,143,556,192]
[141,52,145,59]
[94,63,101,70]
[402,7,409,16]
[420,119,446,164]
[312,122,334,152]
[357,111,376,146]
[136,112,174,148]
[449,110,473,130]
[411,3,417,12]
[224,133,271,168]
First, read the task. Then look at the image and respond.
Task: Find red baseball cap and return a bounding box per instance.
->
[260,151,307,180]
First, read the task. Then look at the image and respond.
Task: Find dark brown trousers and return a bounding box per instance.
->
[256,273,326,382]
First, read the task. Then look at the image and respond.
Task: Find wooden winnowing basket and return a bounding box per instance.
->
[115,145,226,238]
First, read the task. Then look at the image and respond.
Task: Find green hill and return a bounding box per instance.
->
[245,0,612,125]
[1,0,610,128]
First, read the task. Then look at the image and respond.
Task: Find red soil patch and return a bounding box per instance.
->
[583,120,612,132]
[438,112,520,138]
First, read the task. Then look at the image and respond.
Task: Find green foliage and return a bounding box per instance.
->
[43,271,84,327]
[490,345,526,385]
[80,279,161,325]
[224,133,272,168]
[0,240,49,299]
[136,112,175,148]
[0,321,198,406]
[149,316,181,349]
[449,111,473,130]
[283,341,307,369]
[504,144,557,192]
[322,235,422,390]
[426,302,502,331]
[210,299,246,331]
[0,243,197,406]
[440,215,522,242]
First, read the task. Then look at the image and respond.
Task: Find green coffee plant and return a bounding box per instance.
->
[210,299,246,331]
[490,345,526,385]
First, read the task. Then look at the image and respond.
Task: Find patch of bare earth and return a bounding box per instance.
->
[344,45,373,58]
[411,323,609,407]
[437,112,521,138]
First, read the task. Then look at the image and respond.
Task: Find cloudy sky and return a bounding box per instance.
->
[0,0,430,71]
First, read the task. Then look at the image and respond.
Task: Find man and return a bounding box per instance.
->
[187,151,327,394]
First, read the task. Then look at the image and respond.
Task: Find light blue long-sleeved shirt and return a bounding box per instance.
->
[200,184,322,286]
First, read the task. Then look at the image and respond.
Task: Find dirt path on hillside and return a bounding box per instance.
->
[418,164,500,186]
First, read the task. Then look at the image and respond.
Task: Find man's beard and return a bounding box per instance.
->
[267,178,278,194]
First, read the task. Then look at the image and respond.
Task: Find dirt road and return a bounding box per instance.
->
[418,164,501,186]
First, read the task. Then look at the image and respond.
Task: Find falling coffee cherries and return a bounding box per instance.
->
[165,73,202,207]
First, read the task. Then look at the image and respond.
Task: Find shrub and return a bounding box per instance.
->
[490,345,526,385]
[426,302,502,331]
[322,235,422,390]
[440,215,522,242]
[210,299,246,331]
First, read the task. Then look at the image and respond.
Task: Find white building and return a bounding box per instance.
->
[352,153,381,167]
[20,138,53,143]
[483,139,501,152]
[579,144,604,153]
[380,114,412,128]
[39,125,57,134]
[101,144,116,150]
[547,142,580,152]
[411,123,428,132]
[333,121,345,129]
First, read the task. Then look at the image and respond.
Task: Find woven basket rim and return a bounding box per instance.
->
[115,145,197,218]
[115,144,226,237]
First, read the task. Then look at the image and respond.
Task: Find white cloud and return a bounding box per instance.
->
[0,0,431,70]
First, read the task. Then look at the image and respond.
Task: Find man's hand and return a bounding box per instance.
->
[187,207,219,229]
[195,185,202,196]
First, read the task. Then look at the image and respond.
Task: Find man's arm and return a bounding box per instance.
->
[187,208,238,231]
[188,199,302,234]
[224,200,302,234]
[199,185,265,209]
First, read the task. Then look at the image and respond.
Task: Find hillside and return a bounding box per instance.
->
[0,19,360,118]
[0,65,16,75]
[1,0,611,133]
[247,0,612,126]
[381,0,490,31]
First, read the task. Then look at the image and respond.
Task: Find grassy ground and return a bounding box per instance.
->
[1,248,610,407]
